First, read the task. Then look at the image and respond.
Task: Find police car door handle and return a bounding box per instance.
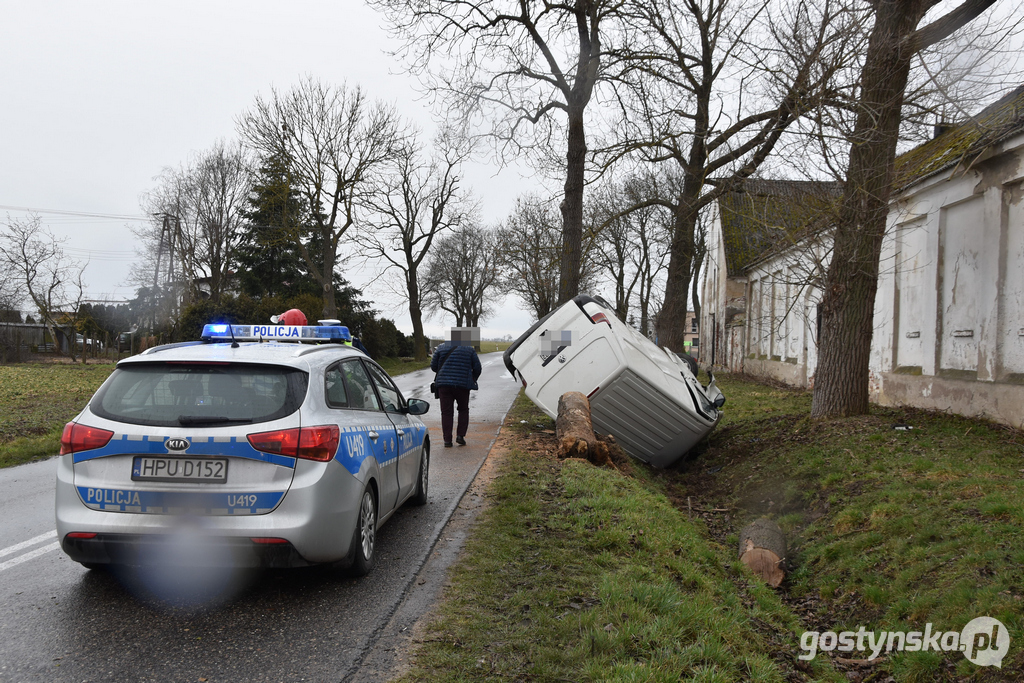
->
[367,431,379,441]
[396,429,405,436]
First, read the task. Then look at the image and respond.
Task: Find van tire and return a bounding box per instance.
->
[681,354,698,376]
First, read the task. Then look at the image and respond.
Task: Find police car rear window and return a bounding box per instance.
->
[90,363,309,428]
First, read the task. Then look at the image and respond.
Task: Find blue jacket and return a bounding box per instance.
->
[431,342,482,390]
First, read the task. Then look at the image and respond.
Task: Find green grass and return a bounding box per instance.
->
[399,392,841,682]
[670,373,1024,680]
[0,363,117,468]
[0,355,430,469]
[375,357,432,376]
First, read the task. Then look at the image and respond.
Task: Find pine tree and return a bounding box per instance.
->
[235,152,309,298]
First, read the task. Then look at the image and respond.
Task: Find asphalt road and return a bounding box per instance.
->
[0,351,521,682]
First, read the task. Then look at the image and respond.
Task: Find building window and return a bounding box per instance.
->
[691,318,698,333]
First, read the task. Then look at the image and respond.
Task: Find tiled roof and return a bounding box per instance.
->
[895,84,1024,190]
[718,179,841,276]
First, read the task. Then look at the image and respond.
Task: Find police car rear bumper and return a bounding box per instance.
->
[56,454,368,566]
[61,533,310,568]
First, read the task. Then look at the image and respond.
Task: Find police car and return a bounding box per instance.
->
[55,322,430,576]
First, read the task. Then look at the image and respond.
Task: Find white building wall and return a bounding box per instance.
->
[732,133,1024,424]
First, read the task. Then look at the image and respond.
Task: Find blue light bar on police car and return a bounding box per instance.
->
[201,324,351,342]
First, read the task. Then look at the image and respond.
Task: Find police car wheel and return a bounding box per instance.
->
[80,562,103,570]
[412,442,429,506]
[348,488,377,576]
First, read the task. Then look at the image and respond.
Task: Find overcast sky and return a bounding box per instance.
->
[0,0,540,339]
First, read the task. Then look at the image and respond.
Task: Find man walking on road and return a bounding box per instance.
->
[431,327,482,448]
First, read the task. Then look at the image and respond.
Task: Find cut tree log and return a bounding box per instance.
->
[738,518,786,587]
[555,392,614,468]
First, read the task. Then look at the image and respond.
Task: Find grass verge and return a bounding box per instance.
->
[399,392,840,682]
[669,373,1024,681]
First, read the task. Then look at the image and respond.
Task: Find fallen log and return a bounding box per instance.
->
[738,518,786,587]
[555,392,614,468]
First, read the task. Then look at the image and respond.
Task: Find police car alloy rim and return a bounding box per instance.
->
[420,450,429,496]
[359,490,376,560]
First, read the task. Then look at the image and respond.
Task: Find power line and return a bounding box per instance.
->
[0,204,149,221]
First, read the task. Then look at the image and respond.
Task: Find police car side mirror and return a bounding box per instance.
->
[406,398,430,416]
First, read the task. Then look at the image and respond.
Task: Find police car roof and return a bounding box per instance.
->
[119,340,365,367]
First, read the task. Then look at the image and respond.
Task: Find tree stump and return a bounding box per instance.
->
[738,518,786,587]
[555,392,615,468]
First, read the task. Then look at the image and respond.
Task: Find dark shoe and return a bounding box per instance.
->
[444,441,453,448]
[456,436,466,446]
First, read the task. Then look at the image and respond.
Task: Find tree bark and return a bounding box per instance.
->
[555,391,615,467]
[559,107,587,305]
[656,194,699,351]
[812,0,925,418]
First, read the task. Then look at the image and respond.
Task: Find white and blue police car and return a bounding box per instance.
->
[55,323,430,576]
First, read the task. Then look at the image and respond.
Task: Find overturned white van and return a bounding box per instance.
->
[503,295,725,468]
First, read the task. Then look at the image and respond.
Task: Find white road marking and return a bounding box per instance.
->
[0,530,57,559]
[0,542,60,572]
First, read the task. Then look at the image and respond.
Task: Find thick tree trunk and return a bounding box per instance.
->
[656,197,699,351]
[811,0,925,418]
[408,274,426,361]
[555,391,615,468]
[559,107,587,305]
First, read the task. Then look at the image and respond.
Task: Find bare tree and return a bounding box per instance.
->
[134,140,252,313]
[0,216,86,360]
[237,77,402,319]
[589,174,672,328]
[371,0,622,304]
[360,128,474,360]
[812,0,1005,418]
[421,223,503,327]
[601,0,854,352]
[496,195,599,321]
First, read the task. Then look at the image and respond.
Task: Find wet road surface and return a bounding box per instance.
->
[0,352,520,682]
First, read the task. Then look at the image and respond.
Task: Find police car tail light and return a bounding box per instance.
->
[296,425,340,462]
[247,428,300,457]
[250,537,289,544]
[66,532,98,539]
[59,422,114,455]
[247,425,340,462]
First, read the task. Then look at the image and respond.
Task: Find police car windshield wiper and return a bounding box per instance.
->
[177,415,253,425]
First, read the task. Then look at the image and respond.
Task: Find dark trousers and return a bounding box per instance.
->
[437,385,470,443]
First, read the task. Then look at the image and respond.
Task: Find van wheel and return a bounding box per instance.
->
[412,442,429,506]
[681,354,698,376]
[347,488,377,577]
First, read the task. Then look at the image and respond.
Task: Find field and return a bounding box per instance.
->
[0,362,117,468]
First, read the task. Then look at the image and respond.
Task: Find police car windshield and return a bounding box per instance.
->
[90,363,308,428]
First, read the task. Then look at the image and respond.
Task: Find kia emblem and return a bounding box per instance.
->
[165,438,190,452]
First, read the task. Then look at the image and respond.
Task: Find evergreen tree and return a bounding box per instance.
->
[235,152,309,298]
